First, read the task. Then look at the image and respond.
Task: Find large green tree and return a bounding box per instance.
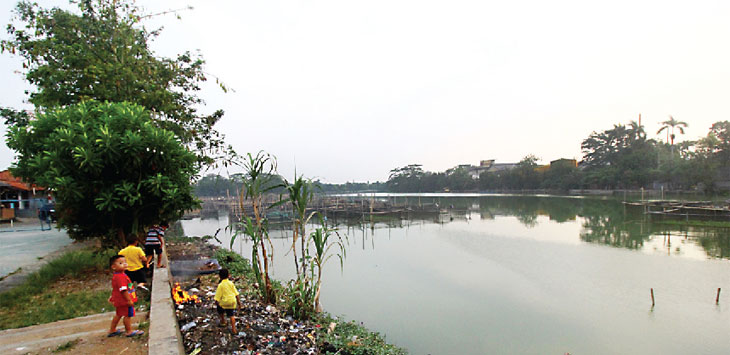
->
[6,101,199,245]
[581,122,657,189]
[2,0,229,165]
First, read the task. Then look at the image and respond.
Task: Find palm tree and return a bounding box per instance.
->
[628,120,646,141]
[657,116,688,146]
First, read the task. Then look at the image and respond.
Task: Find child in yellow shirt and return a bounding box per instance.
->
[118,235,149,290]
[214,268,240,334]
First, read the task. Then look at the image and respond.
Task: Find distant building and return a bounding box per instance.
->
[487,163,518,173]
[0,170,47,218]
[449,160,519,179]
[550,158,578,169]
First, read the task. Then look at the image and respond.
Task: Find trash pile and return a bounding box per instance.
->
[174,275,321,354]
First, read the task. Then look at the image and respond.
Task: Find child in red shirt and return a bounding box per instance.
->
[108,255,144,337]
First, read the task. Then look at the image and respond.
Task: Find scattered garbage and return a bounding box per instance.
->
[181,321,197,332]
[169,240,321,354]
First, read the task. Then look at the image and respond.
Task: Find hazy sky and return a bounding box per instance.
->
[2,0,730,183]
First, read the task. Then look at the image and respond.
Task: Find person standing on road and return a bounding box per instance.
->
[37,204,51,231]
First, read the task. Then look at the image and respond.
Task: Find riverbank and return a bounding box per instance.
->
[167,236,406,354]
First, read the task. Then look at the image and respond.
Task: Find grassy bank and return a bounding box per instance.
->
[213,248,407,354]
[0,248,133,330]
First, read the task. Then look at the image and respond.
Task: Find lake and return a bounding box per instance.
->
[180,194,730,354]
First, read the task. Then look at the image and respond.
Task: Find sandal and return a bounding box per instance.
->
[107,330,123,337]
[126,330,144,337]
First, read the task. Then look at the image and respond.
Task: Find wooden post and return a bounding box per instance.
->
[717,288,721,304]
[651,288,655,307]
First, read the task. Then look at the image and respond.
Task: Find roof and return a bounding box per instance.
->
[0,170,45,192]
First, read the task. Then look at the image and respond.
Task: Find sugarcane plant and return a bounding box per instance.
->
[228,151,278,304]
[285,213,347,318]
[278,175,317,279]
[308,219,346,313]
[276,175,317,317]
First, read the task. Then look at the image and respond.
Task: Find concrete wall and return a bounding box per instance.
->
[148,246,185,355]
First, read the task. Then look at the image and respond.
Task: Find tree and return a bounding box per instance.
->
[2,0,229,165]
[707,121,730,165]
[387,164,425,192]
[194,174,239,197]
[581,122,657,189]
[657,116,688,154]
[513,155,541,189]
[6,101,199,245]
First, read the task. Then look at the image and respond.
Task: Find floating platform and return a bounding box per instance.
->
[624,200,730,220]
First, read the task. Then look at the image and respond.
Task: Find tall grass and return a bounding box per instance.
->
[0,248,117,329]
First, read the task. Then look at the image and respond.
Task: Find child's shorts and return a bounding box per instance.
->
[125,269,147,284]
[217,305,235,317]
[116,306,135,318]
[145,244,162,256]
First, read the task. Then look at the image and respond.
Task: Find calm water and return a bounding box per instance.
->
[181,195,730,354]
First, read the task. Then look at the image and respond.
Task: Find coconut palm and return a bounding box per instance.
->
[657,116,688,157]
[657,116,688,146]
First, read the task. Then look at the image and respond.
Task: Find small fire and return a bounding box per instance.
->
[172,283,201,305]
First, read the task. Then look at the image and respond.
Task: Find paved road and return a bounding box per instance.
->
[0,226,72,278]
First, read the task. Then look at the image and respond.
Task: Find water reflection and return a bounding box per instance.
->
[205,195,730,260]
[181,195,730,354]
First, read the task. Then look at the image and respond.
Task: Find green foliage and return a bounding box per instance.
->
[277,175,347,319]
[314,313,408,355]
[6,101,199,244]
[581,122,657,189]
[0,249,115,308]
[387,164,426,192]
[285,217,346,319]
[229,152,278,303]
[0,248,118,329]
[213,248,254,280]
[2,0,229,165]
[277,175,316,280]
[195,174,240,197]
[657,116,688,146]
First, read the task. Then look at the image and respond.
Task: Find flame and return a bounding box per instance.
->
[172,282,201,305]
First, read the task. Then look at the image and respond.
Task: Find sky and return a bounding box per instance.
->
[2,0,730,183]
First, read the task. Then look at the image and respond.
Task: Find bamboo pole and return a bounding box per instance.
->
[651,288,655,307]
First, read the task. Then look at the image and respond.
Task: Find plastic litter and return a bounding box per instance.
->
[181,321,197,332]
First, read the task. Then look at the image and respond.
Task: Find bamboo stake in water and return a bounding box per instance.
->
[651,288,655,307]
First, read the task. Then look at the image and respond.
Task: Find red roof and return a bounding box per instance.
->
[0,170,45,192]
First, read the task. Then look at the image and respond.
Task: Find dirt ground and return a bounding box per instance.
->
[25,329,148,355]
[48,269,109,294]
